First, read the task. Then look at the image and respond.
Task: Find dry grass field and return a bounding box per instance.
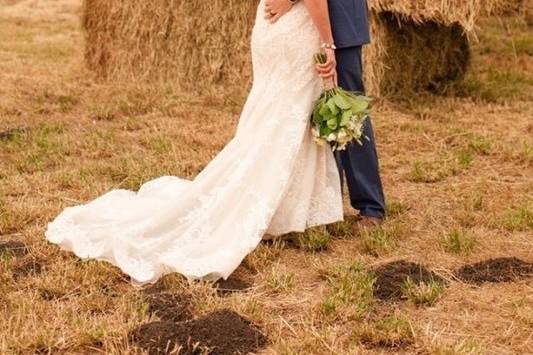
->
[1,0,532,354]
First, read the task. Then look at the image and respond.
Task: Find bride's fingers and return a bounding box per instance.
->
[317,61,335,70]
[270,12,282,23]
[316,63,334,73]
[264,11,275,19]
[317,63,333,71]
[318,69,336,79]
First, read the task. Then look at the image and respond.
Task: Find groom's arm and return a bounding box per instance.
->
[264,0,299,23]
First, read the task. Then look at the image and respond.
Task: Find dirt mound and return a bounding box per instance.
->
[130,309,267,354]
[0,240,29,257]
[373,260,445,301]
[145,292,193,323]
[456,257,533,284]
[215,276,252,295]
[12,260,42,279]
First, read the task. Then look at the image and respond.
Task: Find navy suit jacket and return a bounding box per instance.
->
[328,0,370,48]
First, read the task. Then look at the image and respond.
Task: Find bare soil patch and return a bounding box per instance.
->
[215,276,252,295]
[129,309,267,355]
[373,260,445,301]
[145,292,193,323]
[456,257,533,284]
[0,240,29,257]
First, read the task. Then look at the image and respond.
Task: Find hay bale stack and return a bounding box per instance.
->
[82,0,499,97]
[83,0,257,87]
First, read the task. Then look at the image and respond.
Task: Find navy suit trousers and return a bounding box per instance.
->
[335,46,386,218]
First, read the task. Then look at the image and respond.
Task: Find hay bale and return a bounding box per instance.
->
[364,0,501,96]
[82,0,500,97]
[365,12,470,96]
[83,0,257,88]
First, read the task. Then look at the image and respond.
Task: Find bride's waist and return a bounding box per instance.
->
[253,2,318,46]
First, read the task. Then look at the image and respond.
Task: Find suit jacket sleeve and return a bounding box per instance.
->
[328,0,371,48]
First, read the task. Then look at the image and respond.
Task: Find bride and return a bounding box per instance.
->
[46,0,344,284]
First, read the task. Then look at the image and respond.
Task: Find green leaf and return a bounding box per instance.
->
[340,110,352,126]
[319,103,331,117]
[313,110,323,124]
[326,98,339,115]
[327,118,338,130]
[333,94,351,110]
[320,125,332,136]
[351,98,369,113]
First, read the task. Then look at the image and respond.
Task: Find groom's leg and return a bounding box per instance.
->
[335,46,386,218]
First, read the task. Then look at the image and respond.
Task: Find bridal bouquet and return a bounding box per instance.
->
[311,52,370,151]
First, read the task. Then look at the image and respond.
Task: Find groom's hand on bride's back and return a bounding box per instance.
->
[264,0,296,23]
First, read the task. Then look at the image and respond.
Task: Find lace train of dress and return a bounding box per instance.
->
[45,1,343,284]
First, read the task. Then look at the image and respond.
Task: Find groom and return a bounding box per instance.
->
[265,0,386,227]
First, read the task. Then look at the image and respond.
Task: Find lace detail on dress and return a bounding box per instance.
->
[44,0,343,284]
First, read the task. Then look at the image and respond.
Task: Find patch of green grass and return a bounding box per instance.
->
[243,240,286,273]
[511,35,533,56]
[148,136,173,155]
[326,220,353,239]
[409,148,477,184]
[266,268,295,293]
[320,262,375,321]
[34,89,79,113]
[360,224,401,256]
[461,69,533,103]
[409,160,458,183]
[82,129,118,153]
[353,314,415,348]
[440,229,478,254]
[5,122,70,173]
[457,149,474,169]
[385,200,410,218]
[402,277,445,306]
[294,226,332,252]
[499,203,533,231]
[468,135,492,155]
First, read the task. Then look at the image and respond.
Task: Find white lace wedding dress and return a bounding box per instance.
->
[46,1,343,284]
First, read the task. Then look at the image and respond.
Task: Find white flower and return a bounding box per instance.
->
[326,133,337,142]
[337,129,348,140]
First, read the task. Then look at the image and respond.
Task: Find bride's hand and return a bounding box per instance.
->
[316,48,338,86]
[264,0,293,23]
